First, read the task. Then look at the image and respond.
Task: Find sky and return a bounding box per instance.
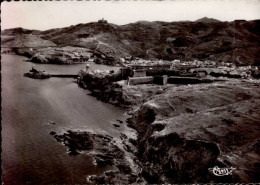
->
[1,0,260,31]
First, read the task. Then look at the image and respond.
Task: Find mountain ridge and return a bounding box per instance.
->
[2,18,260,66]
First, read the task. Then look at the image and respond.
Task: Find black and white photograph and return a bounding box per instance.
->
[1,0,260,184]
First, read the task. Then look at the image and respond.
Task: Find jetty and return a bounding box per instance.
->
[50,74,78,78]
[24,66,78,79]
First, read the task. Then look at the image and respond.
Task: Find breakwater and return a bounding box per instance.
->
[50,74,78,78]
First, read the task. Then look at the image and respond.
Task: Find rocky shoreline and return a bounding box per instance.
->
[14,47,93,64]
[53,73,260,183]
[51,130,145,184]
[10,46,123,66]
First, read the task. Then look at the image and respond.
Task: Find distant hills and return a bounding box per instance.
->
[2,18,260,66]
[195,17,221,23]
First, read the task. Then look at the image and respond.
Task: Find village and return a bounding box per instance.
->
[24,51,260,86]
[75,57,259,87]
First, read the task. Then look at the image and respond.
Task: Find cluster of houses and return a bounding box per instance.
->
[171,59,217,68]
[122,58,218,68]
[80,55,259,86]
[120,59,259,85]
[121,58,172,65]
[120,58,255,69]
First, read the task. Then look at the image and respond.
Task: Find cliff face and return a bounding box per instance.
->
[77,67,260,183]
[2,19,260,65]
[127,80,260,183]
[78,71,166,107]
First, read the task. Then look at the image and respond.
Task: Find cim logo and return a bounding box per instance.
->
[209,166,235,176]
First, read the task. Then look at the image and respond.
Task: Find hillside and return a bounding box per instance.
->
[126,79,260,183]
[2,18,260,65]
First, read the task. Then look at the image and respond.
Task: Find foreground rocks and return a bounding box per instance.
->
[52,130,144,184]
[127,79,260,183]
[53,130,122,157]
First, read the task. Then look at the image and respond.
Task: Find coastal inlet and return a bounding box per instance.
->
[1,54,127,185]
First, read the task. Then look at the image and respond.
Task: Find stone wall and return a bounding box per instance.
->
[128,76,154,85]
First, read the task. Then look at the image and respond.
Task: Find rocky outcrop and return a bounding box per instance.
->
[126,80,260,183]
[30,54,49,63]
[140,133,223,183]
[78,71,170,108]
[52,130,144,184]
[52,130,122,158]
[78,71,130,106]
[24,71,51,79]
[15,46,92,64]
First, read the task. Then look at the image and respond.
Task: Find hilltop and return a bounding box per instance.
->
[195,17,221,23]
[2,18,260,65]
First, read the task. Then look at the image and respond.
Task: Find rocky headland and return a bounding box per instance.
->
[70,64,260,183]
[77,70,166,108]
[50,130,145,184]
[75,67,259,182]
[126,79,260,183]
[52,76,260,183]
